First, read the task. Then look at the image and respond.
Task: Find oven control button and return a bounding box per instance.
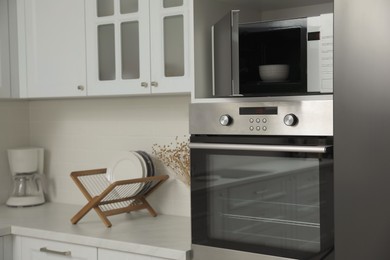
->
[284,114,298,126]
[219,114,232,126]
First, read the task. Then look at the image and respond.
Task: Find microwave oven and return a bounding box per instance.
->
[212,12,333,97]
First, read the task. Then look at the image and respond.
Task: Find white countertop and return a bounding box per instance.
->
[0,203,191,259]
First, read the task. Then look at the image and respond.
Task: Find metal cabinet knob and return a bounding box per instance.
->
[151,81,158,87]
[141,82,148,88]
[77,85,85,91]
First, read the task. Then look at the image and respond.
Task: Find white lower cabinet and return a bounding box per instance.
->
[13,236,183,260]
[0,235,13,260]
[98,248,169,260]
[15,236,97,260]
[0,236,3,260]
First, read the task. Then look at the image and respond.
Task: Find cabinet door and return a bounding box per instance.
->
[1,235,13,260]
[0,0,11,98]
[23,0,87,98]
[86,0,151,96]
[0,236,3,260]
[149,0,193,94]
[99,248,168,260]
[20,237,97,260]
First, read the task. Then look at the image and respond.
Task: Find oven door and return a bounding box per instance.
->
[190,136,334,260]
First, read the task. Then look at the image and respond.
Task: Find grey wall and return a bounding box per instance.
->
[261,2,333,20]
[0,100,30,203]
[334,0,390,259]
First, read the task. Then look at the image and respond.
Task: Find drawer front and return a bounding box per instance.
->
[20,237,97,260]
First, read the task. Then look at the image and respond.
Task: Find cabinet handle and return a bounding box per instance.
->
[40,247,72,256]
[77,85,85,91]
[141,82,148,88]
[151,81,158,87]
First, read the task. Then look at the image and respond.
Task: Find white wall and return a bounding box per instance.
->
[0,100,30,204]
[261,3,333,20]
[28,95,191,217]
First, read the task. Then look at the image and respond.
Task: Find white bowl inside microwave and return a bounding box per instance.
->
[259,64,289,82]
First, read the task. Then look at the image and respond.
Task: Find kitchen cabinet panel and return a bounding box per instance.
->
[0,236,3,260]
[334,0,390,259]
[86,0,193,96]
[0,0,11,98]
[0,236,13,260]
[8,0,87,98]
[16,236,96,260]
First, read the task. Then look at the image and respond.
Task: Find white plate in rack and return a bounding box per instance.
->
[106,151,147,197]
[107,151,146,182]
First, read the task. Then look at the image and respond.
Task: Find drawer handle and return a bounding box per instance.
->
[40,247,72,256]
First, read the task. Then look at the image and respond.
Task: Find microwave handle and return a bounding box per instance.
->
[189,143,331,154]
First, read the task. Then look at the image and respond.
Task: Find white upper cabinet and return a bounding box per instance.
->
[8,0,87,98]
[0,0,11,98]
[86,0,193,96]
[5,0,193,98]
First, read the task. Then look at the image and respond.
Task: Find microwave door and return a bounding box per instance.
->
[212,10,240,97]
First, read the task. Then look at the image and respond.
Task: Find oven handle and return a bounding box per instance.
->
[189,143,332,154]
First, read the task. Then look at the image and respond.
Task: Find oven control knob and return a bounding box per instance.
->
[284,114,298,126]
[219,114,232,126]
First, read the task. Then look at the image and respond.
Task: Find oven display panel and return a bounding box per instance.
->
[239,106,278,115]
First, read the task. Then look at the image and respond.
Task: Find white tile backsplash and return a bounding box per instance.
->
[28,95,191,216]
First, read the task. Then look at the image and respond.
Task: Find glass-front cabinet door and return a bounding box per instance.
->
[86,0,151,95]
[86,0,193,96]
[149,0,193,94]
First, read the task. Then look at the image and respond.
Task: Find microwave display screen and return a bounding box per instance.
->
[308,31,320,41]
[239,106,278,115]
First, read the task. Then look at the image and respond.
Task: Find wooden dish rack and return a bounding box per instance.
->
[70,168,169,227]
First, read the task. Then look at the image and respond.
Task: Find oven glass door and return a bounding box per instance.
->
[190,136,334,259]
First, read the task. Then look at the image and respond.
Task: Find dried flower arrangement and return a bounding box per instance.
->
[152,136,190,186]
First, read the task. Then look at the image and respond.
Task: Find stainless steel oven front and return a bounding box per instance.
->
[189,98,334,260]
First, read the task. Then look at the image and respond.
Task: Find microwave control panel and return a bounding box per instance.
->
[190,99,333,136]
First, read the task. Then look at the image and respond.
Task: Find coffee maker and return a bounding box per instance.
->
[6,147,45,207]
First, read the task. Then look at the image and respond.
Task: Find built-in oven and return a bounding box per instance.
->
[189,98,334,260]
[212,11,333,97]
